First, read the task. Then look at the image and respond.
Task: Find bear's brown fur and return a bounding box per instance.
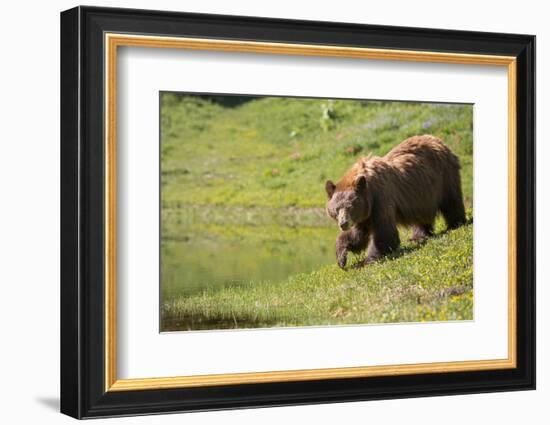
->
[325,134,466,268]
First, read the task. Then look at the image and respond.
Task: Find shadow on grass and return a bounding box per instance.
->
[161,312,282,332]
[197,95,258,108]
[348,219,473,269]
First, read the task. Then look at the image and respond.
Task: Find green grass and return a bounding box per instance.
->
[161,95,473,209]
[161,218,473,331]
[160,94,474,331]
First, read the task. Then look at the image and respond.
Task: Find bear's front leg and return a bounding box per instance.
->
[335,235,348,269]
[335,224,369,269]
[363,212,400,265]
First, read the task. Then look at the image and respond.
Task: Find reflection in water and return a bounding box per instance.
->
[162,225,335,296]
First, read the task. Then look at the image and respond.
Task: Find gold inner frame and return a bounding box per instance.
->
[104,33,518,392]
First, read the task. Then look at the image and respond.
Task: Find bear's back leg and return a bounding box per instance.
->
[440,173,467,230]
[409,223,434,242]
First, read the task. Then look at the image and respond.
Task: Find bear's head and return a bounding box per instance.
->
[325,175,371,231]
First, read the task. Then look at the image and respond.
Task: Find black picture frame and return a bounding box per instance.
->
[61,5,535,419]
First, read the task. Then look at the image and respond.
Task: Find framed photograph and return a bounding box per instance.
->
[60,6,535,419]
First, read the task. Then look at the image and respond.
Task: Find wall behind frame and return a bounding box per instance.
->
[0,1,543,424]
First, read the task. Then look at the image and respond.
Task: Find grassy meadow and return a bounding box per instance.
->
[160,93,474,331]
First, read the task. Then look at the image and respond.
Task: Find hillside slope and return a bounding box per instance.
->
[160,94,474,331]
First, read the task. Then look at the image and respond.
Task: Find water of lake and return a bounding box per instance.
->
[160,223,337,329]
[162,225,336,295]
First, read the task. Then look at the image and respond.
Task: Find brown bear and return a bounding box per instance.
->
[325,134,466,268]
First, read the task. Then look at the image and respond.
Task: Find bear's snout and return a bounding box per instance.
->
[337,209,351,231]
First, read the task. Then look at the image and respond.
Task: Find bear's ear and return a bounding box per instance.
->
[325,180,336,199]
[354,175,367,193]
